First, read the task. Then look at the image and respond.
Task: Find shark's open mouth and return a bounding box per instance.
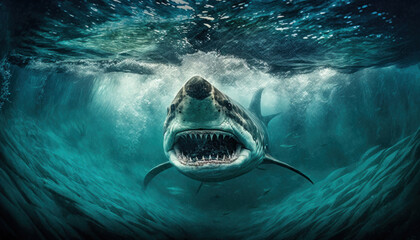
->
[172,130,243,166]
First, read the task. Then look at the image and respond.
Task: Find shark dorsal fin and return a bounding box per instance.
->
[249,88,280,126]
[249,88,264,118]
[261,154,313,184]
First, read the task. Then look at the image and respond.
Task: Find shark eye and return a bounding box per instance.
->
[223,100,232,110]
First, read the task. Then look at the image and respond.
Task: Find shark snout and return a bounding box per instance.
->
[184,76,212,100]
[177,76,224,124]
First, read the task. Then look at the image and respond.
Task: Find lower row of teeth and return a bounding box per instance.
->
[177,153,238,162]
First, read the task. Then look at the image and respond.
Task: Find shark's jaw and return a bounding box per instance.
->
[172,130,244,166]
[167,127,253,164]
[165,126,254,181]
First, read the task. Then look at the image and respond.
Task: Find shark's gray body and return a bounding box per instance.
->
[144,76,312,188]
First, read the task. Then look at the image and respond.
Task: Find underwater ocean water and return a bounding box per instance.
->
[1,0,420,239]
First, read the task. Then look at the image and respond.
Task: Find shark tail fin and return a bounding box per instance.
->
[143,161,173,190]
[261,154,313,184]
[249,88,280,126]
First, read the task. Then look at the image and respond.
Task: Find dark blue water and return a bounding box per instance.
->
[0,0,419,239]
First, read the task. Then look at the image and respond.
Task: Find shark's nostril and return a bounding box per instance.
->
[185,76,212,100]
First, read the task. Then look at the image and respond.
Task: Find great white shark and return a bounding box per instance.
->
[144,76,313,188]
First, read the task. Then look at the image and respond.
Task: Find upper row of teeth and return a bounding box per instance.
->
[179,133,231,141]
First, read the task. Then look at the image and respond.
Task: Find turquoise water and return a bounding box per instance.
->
[1,0,420,239]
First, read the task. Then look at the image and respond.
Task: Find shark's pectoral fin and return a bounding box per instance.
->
[261,154,313,184]
[143,161,173,189]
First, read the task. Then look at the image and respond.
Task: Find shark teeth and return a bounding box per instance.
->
[174,140,242,166]
[174,130,243,165]
[176,130,237,141]
[177,152,238,162]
